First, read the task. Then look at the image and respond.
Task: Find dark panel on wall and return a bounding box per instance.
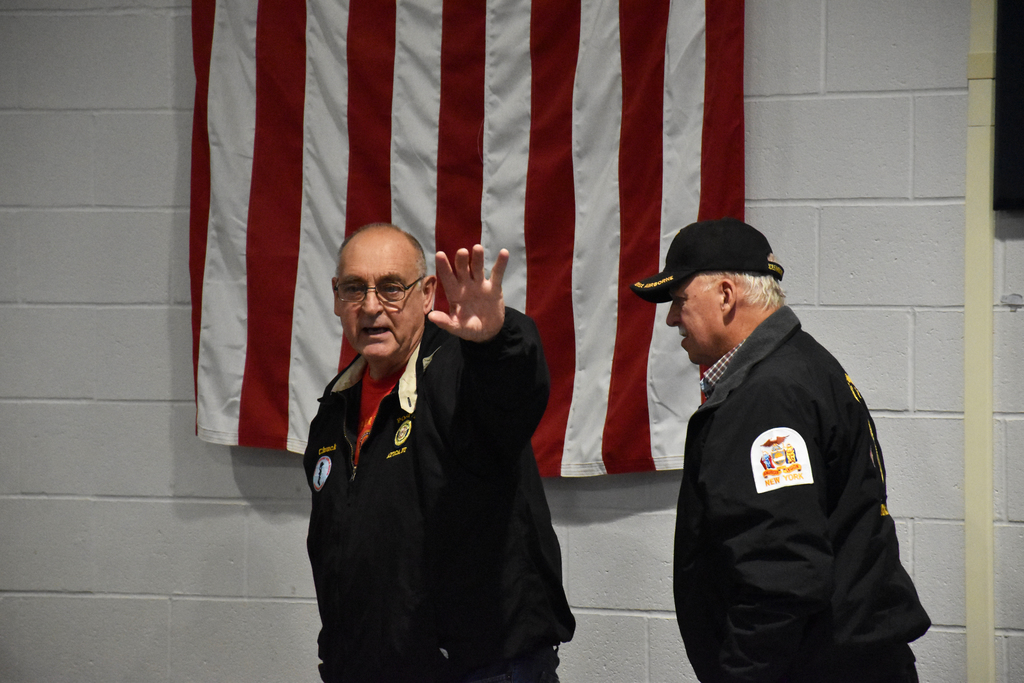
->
[995,0,1024,210]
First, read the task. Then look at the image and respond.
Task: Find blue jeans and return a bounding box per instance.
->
[456,646,560,683]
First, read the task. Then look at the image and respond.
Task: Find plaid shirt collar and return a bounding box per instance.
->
[699,341,743,398]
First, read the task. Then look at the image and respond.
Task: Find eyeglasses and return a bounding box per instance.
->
[333,277,423,304]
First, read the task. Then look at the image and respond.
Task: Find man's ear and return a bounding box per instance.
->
[421,275,438,312]
[719,277,738,314]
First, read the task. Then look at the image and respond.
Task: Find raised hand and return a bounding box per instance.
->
[427,244,508,342]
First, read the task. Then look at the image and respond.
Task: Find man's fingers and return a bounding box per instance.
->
[453,248,471,279]
[434,250,455,282]
[470,244,486,281]
[436,244,508,290]
[489,249,509,287]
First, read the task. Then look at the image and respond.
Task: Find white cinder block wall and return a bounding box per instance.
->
[1,1,1020,681]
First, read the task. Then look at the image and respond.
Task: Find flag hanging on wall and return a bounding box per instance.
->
[189,0,744,477]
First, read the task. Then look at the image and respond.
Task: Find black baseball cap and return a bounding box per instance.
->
[630,218,784,303]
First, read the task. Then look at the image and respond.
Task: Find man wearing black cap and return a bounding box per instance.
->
[631,218,930,682]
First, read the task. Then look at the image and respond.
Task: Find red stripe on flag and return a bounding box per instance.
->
[697,0,745,401]
[698,0,745,221]
[433,1,486,313]
[340,0,398,370]
[525,0,581,477]
[602,0,671,473]
[345,0,398,232]
[237,0,307,449]
[189,0,216,429]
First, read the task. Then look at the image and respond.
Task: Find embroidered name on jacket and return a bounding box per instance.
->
[750,427,814,493]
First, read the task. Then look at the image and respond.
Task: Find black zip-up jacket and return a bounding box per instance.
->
[303,309,575,683]
[675,306,930,682]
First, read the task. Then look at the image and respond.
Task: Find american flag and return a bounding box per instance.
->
[189,0,744,476]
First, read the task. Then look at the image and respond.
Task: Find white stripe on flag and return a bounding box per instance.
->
[481,0,533,312]
[391,0,443,254]
[648,0,707,470]
[558,0,626,476]
[196,0,259,446]
[286,0,352,451]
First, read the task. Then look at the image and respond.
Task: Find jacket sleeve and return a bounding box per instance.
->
[700,377,833,682]
[451,307,551,461]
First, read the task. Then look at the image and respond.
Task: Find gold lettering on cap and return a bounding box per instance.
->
[635,275,675,289]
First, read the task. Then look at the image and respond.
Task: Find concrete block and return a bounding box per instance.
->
[246,501,316,599]
[820,205,964,306]
[12,210,178,304]
[0,19,16,105]
[557,611,648,683]
[0,218,17,301]
[995,524,1024,630]
[169,598,320,683]
[746,98,909,200]
[90,500,245,595]
[995,419,1007,522]
[793,308,910,411]
[0,595,168,683]
[912,521,964,626]
[893,518,910,574]
[826,0,969,92]
[11,402,179,497]
[544,469,681,516]
[744,205,818,306]
[0,402,303,501]
[911,628,966,683]
[0,306,97,399]
[994,311,1024,413]
[169,209,192,304]
[0,499,93,592]
[914,310,963,412]
[874,416,963,520]
[94,111,192,208]
[744,0,821,97]
[1000,215,1024,299]
[1007,634,1024,683]
[914,94,967,198]
[1006,420,1024,522]
[165,414,308,500]
[0,404,24,493]
[566,511,675,611]
[94,305,193,401]
[2,14,176,109]
[0,113,94,206]
[649,615,699,683]
[220,445,309,500]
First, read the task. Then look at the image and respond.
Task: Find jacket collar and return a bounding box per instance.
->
[698,305,801,411]
[327,318,447,415]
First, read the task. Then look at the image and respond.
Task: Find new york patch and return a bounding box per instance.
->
[750,427,814,494]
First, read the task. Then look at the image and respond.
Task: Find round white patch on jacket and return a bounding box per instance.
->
[313,455,332,491]
[750,427,814,494]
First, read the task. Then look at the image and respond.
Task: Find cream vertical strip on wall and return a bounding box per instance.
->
[965,1,996,680]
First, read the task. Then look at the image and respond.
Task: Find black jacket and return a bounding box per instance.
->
[303,309,575,683]
[675,306,930,683]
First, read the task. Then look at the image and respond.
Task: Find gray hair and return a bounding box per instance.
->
[699,255,786,311]
[336,222,428,280]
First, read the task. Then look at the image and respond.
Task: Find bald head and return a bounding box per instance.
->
[337,223,427,281]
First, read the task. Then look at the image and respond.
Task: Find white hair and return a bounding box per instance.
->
[698,255,786,311]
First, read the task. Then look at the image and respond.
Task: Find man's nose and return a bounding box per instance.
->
[666,305,680,327]
[361,288,385,313]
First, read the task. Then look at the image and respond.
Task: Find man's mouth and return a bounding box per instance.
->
[364,326,390,336]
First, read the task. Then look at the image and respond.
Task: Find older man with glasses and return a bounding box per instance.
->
[303,222,575,683]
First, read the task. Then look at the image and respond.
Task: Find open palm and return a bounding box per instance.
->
[428,244,507,342]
